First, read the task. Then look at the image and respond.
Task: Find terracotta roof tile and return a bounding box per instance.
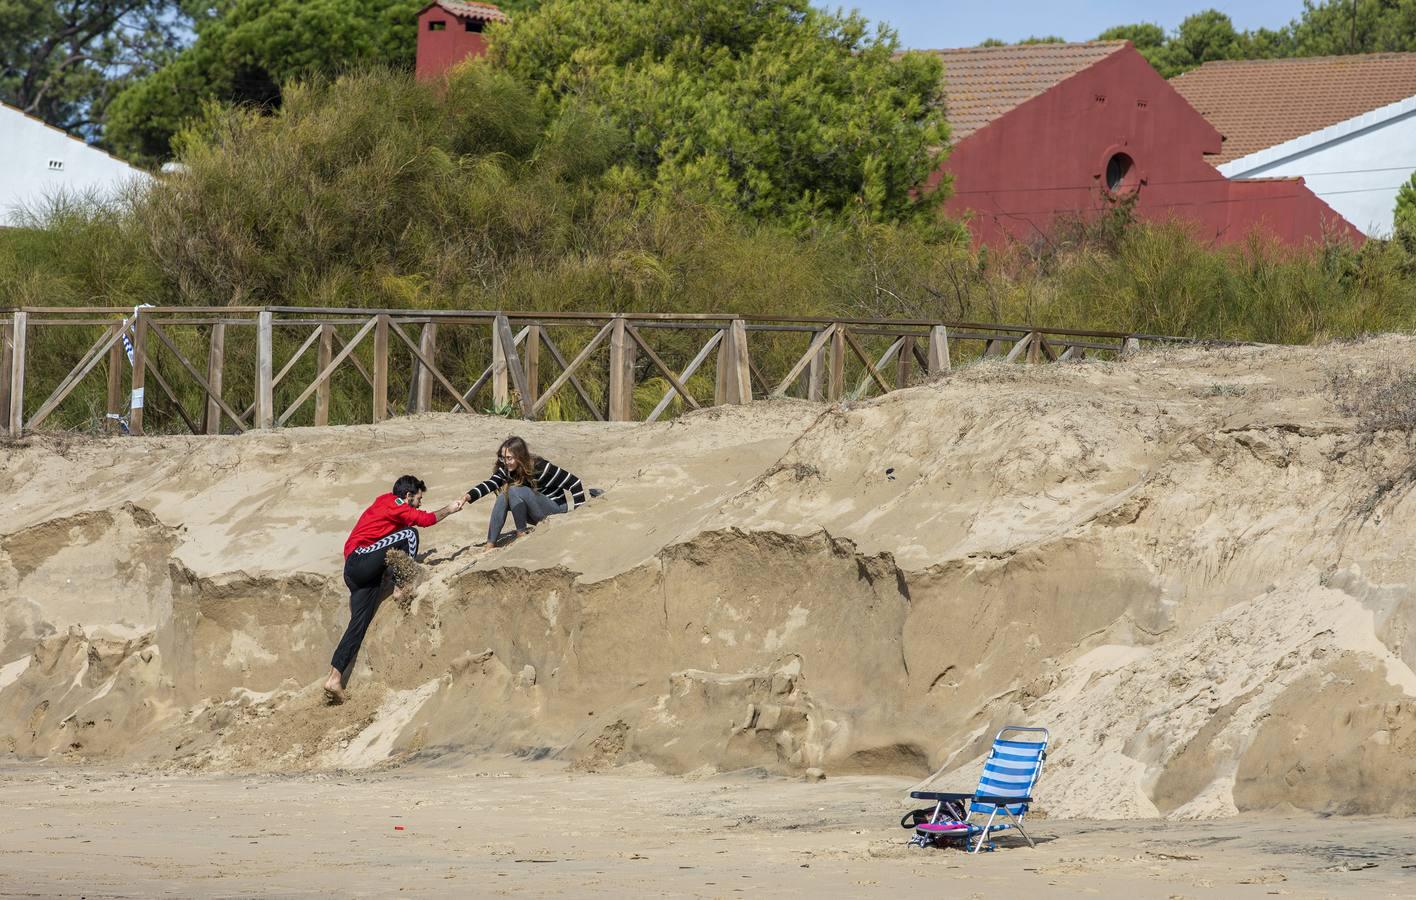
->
[1170,53,1416,163]
[910,42,1128,141]
[430,0,508,23]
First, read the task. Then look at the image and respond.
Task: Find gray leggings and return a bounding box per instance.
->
[488,485,566,543]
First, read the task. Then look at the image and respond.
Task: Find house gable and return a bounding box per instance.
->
[930,43,1362,248]
[0,102,148,227]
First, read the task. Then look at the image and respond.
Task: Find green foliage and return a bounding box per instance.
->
[105,0,423,164]
[0,0,186,139]
[1099,11,1289,77]
[1291,0,1416,56]
[1097,23,1166,51]
[1395,171,1416,254]
[493,0,949,228]
[1099,2,1416,77]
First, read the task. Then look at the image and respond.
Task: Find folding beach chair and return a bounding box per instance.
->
[905,725,1049,853]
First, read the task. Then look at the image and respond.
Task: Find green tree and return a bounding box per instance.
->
[1097,22,1167,71]
[105,0,422,164]
[1153,10,1245,76]
[0,0,188,138]
[493,0,948,227]
[1395,170,1416,253]
[1098,1,1416,78]
[1291,0,1416,56]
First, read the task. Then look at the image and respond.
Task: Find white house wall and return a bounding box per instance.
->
[1218,95,1416,239]
[0,104,149,227]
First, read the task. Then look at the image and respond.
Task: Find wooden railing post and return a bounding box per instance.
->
[714,327,731,406]
[412,322,437,414]
[898,334,915,387]
[315,325,333,426]
[491,318,508,410]
[6,311,25,436]
[204,323,225,434]
[104,338,123,433]
[807,341,824,401]
[927,325,950,375]
[1026,331,1042,365]
[0,318,12,431]
[828,325,845,401]
[714,319,751,405]
[255,310,273,429]
[524,325,540,410]
[1122,336,1141,357]
[730,318,751,404]
[372,314,389,423]
[129,310,146,436]
[608,316,636,421]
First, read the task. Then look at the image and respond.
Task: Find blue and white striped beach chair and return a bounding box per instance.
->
[907,725,1049,853]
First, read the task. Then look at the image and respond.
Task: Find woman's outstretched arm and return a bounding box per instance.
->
[465,467,507,503]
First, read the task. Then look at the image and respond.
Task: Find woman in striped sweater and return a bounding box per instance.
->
[464,436,587,548]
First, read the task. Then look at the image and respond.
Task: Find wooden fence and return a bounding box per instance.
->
[0,306,1219,437]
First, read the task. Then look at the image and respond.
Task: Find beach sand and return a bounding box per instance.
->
[2,760,1412,898]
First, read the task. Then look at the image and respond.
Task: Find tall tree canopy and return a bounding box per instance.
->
[1097,11,1289,77]
[0,0,188,138]
[1290,0,1416,55]
[493,0,949,227]
[1098,2,1416,78]
[104,0,422,164]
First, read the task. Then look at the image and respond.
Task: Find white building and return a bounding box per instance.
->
[0,101,149,226]
[1173,54,1416,239]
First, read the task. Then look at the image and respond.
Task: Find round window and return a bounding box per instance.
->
[1105,152,1137,194]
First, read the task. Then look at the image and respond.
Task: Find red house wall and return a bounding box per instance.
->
[935,48,1363,248]
[416,6,491,81]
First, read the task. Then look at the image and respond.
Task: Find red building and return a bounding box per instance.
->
[918,42,1363,248]
[415,1,508,81]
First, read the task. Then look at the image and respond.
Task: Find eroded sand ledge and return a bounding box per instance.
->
[4,339,1416,819]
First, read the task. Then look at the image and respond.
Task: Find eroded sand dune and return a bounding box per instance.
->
[4,339,1416,819]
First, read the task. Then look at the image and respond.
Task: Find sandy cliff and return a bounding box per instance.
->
[4,339,1415,818]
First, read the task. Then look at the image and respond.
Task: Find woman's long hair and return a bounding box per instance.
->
[494,436,538,491]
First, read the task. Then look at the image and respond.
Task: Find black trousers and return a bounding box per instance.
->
[331,528,418,672]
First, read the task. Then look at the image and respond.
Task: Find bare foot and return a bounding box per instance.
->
[323,670,346,705]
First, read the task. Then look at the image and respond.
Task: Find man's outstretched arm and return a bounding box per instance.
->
[429,496,467,524]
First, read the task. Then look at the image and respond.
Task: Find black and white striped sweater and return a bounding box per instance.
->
[466,458,586,506]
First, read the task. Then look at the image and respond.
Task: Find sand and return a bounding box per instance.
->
[2,761,1413,898]
[4,337,1416,893]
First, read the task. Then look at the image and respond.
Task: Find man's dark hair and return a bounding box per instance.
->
[392,475,427,498]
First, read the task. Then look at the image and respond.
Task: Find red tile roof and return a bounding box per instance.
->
[910,42,1128,141]
[428,0,508,22]
[1170,53,1416,164]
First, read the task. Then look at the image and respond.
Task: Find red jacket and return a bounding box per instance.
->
[343,493,438,557]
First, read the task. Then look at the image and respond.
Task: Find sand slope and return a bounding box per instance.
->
[4,339,1416,818]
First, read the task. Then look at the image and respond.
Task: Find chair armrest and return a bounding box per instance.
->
[909,791,973,801]
[973,794,1032,805]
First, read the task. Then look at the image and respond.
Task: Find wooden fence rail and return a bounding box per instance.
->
[0,306,1233,437]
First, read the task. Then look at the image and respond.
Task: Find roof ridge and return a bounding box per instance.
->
[0,99,146,171]
[1174,49,1416,76]
[910,40,1128,56]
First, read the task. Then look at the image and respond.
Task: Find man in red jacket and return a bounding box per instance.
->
[325,475,465,703]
